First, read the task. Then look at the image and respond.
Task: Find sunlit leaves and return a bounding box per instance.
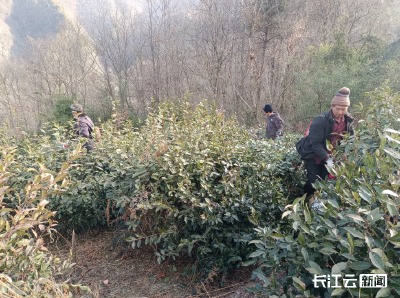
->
[0,147,90,296]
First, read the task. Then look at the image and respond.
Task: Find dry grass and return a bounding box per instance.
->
[48,227,260,298]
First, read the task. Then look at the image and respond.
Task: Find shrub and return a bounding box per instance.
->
[0,126,111,230]
[39,94,75,128]
[0,101,140,230]
[247,85,400,297]
[114,101,304,274]
[1,99,304,274]
[0,146,89,297]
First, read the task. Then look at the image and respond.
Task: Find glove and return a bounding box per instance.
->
[276,131,282,136]
[326,158,334,169]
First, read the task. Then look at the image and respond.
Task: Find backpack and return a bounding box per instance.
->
[295,121,312,158]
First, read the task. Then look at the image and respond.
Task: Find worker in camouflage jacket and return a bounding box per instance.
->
[263,104,284,140]
[70,103,95,151]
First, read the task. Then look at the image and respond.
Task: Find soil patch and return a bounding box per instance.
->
[48,228,259,298]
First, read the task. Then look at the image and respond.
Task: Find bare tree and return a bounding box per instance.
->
[0,0,395,131]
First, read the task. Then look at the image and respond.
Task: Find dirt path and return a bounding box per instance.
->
[49,228,259,298]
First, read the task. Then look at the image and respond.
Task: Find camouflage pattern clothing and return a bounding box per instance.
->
[73,113,94,150]
[266,112,284,140]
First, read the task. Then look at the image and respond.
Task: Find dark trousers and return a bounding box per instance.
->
[84,139,94,151]
[303,158,329,196]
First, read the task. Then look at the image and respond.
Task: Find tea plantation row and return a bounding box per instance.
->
[1,100,304,280]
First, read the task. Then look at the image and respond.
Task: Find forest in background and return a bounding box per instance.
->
[1,0,400,133]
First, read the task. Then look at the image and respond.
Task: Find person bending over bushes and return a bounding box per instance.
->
[298,87,355,196]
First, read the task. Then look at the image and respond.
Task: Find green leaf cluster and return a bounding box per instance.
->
[116,100,304,274]
[1,98,305,274]
[0,147,90,297]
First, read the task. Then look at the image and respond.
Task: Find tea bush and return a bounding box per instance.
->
[247,85,400,297]
[0,126,111,229]
[116,101,304,274]
[0,146,89,297]
[1,99,304,274]
[0,101,142,229]
[0,97,307,278]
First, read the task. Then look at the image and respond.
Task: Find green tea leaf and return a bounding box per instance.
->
[297,232,306,247]
[369,251,384,270]
[346,214,365,222]
[376,287,391,298]
[349,261,371,271]
[270,233,284,240]
[331,262,347,275]
[292,277,305,290]
[331,288,345,296]
[343,227,364,239]
[249,250,264,258]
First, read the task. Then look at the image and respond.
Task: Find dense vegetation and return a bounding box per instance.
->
[3,85,400,296]
[1,99,304,283]
[2,1,400,297]
[247,85,400,297]
[0,146,89,297]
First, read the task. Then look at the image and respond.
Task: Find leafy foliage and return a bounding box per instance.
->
[0,127,109,229]
[292,31,395,126]
[117,101,304,274]
[1,99,304,274]
[0,146,89,297]
[39,94,75,128]
[248,85,400,297]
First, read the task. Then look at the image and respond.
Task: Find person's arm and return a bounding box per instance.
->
[72,120,79,140]
[349,121,355,136]
[308,116,329,160]
[275,115,284,136]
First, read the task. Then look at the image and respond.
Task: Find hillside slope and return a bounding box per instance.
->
[0,0,141,61]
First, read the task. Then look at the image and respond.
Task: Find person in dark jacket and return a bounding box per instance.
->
[263,104,284,140]
[70,103,95,151]
[303,87,355,196]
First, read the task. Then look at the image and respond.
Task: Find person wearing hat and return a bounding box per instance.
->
[70,103,95,151]
[263,104,284,140]
[301,87,355,196]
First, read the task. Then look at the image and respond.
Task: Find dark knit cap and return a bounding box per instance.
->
[263,104,273,113]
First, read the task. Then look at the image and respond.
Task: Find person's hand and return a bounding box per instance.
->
[276,131,282,136]
[326,158,334,169]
